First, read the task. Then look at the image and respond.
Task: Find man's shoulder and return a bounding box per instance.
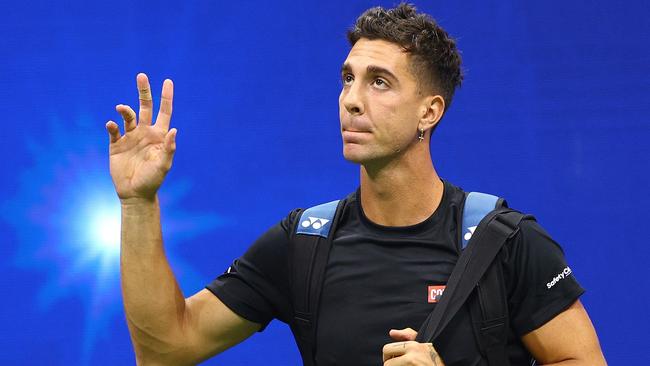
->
[284,190,358,230]
[441,179,466,204]
[295,191,358,214]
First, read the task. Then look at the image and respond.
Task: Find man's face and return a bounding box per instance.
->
[339,38,427,165]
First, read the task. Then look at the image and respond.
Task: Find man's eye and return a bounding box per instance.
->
[373,78,388,88]
[342,74,354,85]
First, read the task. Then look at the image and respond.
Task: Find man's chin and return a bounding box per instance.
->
[342,149,383,167]
[342,156,362,165]
[342,147,366,165]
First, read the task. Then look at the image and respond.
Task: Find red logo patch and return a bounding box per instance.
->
[428,285,446,303]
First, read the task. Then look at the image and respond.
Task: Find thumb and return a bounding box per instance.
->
[389,327,418,341]
[164,128,177,155]
[161,128,177,171]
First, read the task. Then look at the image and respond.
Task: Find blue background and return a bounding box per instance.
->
[1,1,648,364]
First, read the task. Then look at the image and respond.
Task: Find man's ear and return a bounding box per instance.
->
[419,95,445,137]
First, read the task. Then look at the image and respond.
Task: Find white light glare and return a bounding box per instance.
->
[87,202,121,260]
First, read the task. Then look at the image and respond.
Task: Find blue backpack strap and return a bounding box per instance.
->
[296,200,340,237]
[419,191,521,366]
[290,199,343,366]
[458,191,520,366]
[461,192,503,249]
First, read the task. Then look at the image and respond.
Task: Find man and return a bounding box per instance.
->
[106,4,606,365]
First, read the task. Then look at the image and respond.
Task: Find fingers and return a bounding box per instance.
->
[382,341,442,365]
[155,79,174,131]
[137,73,154,125]
[382,341,417,361]
[106,121,121,143]
[116,104,137,132]
[389,328,418,342]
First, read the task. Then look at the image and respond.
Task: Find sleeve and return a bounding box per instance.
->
[504,219,585,336]
[205,209,301,330]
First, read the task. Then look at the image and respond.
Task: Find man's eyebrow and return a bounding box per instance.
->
[366,65,398,82]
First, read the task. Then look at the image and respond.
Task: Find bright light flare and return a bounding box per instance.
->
[4,119,222,365]
[78,195,122,275]
[89,205,121,259]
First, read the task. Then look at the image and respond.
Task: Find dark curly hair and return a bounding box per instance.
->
[347,3,463,111]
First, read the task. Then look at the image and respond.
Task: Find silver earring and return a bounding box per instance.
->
[418,128,425,142]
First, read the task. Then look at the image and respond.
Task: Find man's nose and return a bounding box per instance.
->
[342,84,364,115]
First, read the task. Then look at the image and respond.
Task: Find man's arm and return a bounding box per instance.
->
[108,73,259,365]
[121,198,260,365]
[521,300,606,365]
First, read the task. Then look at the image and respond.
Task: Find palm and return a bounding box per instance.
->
[110,125,169,198]
[106,73,177,201]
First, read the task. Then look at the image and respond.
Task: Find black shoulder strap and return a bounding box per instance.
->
[289,199,344,366]
[462,193,515,365]
[468,247,510,366]
[415,208,526,346]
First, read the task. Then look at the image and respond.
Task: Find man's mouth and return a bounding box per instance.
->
[341,129,371,143]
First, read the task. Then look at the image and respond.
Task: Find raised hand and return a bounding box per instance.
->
[106,73,177,202]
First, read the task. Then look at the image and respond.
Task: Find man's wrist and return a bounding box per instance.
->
[120,195,159,213]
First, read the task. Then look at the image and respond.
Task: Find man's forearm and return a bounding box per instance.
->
[120,196,187,357]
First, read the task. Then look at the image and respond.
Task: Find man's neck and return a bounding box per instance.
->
[359,150,443,227]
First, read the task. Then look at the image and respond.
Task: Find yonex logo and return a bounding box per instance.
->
[301,216,330,230]
[464,226,477,241]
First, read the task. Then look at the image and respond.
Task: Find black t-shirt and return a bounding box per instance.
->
[207,181,584,365]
